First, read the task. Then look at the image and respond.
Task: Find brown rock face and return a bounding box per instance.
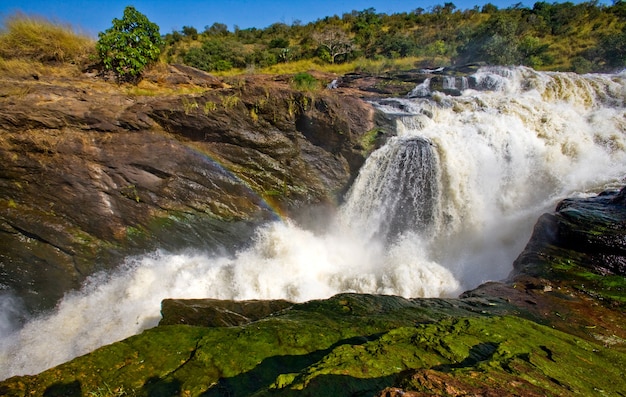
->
[0,70,379,313]
[159,298,293,327]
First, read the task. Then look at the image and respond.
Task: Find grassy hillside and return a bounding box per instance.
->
[162,1,626,74]
[0,13,94,78]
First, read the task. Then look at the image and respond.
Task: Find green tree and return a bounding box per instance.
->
[181,25,198,40]
[457,13,522,65]
[183,38,246,71]
[96,6,163,82]
[204,22,229,36]
[312,26,355,63]
[593,29,626,70]
[376,33,417,58]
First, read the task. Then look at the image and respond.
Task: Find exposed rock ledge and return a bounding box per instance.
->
[0,68,386,314]
[2,187,623,396]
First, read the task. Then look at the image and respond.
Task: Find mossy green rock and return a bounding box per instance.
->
[1,293,624,396]
[513,187,626,307]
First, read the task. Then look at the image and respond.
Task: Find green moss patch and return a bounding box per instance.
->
[544,250,626,306]
[3,294,624,396]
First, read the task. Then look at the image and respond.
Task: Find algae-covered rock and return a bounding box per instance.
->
[0,293,515,396]
[1,294,624,397]
[512,186,626,306]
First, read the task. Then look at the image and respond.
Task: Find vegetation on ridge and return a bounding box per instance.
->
[2,1,626,82]
[96,6,164,82]
[164,1,626,74]
[0,13,94,77]
[0,13,93,63]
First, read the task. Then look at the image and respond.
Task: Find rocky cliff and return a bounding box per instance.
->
[0,66,382,314]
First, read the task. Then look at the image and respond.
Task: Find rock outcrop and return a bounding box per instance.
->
[511,186,626,299]
[159,298,293,327]
[0,70,380,314]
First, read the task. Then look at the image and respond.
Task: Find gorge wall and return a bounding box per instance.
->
[0,66,381,314]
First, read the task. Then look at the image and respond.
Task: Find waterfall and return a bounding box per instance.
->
[2,66,626,380]
[443,76,456,90]
[340,137,441,242]
[408,78,431,97]
[373,66,626,282]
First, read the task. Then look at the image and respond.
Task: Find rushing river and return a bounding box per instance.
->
[1,66,625,379]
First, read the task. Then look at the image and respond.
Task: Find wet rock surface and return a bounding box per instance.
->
[159,298,294,327]
[0,70,379,314]
[330,63,489,98]
[511,186,626,301]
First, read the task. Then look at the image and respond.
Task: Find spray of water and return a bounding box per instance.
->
[1,66,625,380]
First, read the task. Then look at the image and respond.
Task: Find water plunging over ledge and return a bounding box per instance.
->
[2,66,626,379]
[340,137,441,243]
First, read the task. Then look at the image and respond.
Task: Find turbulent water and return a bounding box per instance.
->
[2,66,626,380]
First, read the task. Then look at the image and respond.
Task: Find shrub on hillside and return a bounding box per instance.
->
[291,72,319,91]
[96,6,163,82]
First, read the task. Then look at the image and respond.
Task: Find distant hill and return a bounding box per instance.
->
[162,1,626,74]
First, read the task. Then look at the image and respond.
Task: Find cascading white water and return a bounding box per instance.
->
[373,66,626,283]
[409,78,431,97]
[1,66,625,380]
[443,76,456,90]
[340,137,442,242]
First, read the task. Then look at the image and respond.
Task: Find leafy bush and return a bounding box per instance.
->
[183,38,246,72]
[0,13,93,63]
[96,6,163,82]
[291,72,319,91]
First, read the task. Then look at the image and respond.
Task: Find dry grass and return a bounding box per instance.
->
[217,56,439,77]
[0,57,89,79]
[125,80,208,96]
[258,59,357,75]
[0,13,95,65]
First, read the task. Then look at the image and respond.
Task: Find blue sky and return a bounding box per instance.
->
[0,0,601,37]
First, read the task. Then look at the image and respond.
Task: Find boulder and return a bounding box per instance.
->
[513,186,626,279]
[159,298,293,327]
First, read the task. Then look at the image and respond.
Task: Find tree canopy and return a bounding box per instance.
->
[162,1,626,74]
[97,6,164,82]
